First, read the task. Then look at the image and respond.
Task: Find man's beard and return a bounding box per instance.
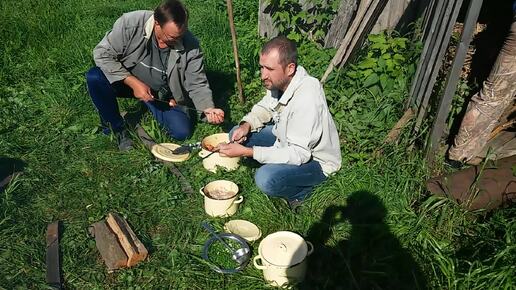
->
[264,77,290,92]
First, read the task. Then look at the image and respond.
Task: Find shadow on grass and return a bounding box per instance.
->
[301,191,427,290]
[0,157,26,191]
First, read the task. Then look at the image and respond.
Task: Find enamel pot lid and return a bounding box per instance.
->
[224,220,262,242]
[151,143,189,162]
[258,231,309,267]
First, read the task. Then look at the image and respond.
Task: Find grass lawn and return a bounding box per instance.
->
[1,0,515,289]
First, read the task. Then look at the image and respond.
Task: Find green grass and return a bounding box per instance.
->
[1,0,515,289]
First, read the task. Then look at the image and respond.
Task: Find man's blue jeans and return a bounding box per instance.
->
[85,67,193,140]
[230,125,327,201]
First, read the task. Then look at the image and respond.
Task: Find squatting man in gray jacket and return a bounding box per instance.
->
[86,0,224,150]
[218,36,342,208]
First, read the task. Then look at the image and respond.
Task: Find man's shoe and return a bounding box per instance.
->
[115,130,133,151]
[288,199,303,213]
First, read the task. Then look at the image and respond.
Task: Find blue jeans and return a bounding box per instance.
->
[85,67,193,140]
[229,125,327,201]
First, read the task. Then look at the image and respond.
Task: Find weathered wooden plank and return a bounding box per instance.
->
[413,0,452,110]
[321,0,373,83]
[384,108,415,144]
[422,0,438,41]
[426,0,484,164]
[407,0,444,108]
[414,0,464,132]
[258,0,278,38]
[323,0,357,48]
[338,0,387,69]
[260,0,423,43]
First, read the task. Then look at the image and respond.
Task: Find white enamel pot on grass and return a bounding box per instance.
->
[200,180,243,217]
[198,133,240,173]
[253,231,314,287]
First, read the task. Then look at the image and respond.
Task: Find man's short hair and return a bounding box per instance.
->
[261,36,297,67]
[154,0,188,27]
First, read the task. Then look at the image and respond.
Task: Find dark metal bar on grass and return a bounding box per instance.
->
[426,0,484,165]
[46,221,62,289]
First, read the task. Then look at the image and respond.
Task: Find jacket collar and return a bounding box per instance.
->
[144,15,185,52]
[275,66,307,105]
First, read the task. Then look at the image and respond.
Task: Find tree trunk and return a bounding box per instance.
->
[324,0,358,48]
[258,0,278,38]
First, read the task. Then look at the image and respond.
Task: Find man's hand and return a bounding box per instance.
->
[168,99,177,107]
[231,122,251,143]
[217,142,253,158]
[124,76,154,102]
[204,108,225,124]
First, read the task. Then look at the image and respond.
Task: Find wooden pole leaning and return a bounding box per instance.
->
[226,0,245,103]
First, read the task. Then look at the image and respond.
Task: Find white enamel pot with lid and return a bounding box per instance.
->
[253,231,314,287]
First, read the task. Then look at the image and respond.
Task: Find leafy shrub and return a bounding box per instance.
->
[264,0,340,44]
[325,32,422,157]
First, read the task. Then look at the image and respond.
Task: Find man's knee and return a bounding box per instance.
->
[85,67,106,86]
[168,127,191,141]
[255,166,281,196]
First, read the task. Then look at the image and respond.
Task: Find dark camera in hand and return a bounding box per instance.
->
[157,86,172,101]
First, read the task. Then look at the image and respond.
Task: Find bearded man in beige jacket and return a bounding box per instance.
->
[218,36,342,208]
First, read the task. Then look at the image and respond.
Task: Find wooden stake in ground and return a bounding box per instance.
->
[226,0,244,103]
[384,108,415,144]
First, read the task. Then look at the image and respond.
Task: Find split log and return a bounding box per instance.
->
[89,213,148,271]
[90,221,128,271]
[106,213,148,267]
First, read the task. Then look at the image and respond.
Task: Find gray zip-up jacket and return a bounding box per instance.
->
[93,10,214,111]
[242,66,342,176]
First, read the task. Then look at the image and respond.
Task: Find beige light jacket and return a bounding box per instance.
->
[242,66,342,175]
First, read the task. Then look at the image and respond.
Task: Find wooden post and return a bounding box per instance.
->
[323,0,357,48]
[320,0,373,84]
[426,0,484,165]
[226,0,244,103]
